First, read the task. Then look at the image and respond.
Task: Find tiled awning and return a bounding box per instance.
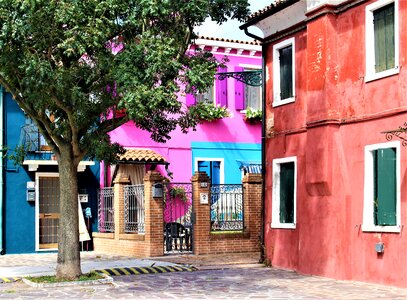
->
[118,148,167,164]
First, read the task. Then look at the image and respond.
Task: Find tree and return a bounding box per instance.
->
[0,0,249,279]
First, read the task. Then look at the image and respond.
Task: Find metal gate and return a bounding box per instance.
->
[163,183,193,254]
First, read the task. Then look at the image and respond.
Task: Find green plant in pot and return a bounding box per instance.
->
[170,187,188,202]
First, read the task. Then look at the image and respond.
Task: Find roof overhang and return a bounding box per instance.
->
[23,160,95,172]
[118,148,168,165]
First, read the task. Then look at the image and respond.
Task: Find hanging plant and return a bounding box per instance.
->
[170,186,188,202]
[188,102,230,122]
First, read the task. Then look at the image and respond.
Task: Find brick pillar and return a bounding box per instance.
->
[143,171,165,257]
[242,173,262,246]
[113,175,131,239]
[191,172,211,255]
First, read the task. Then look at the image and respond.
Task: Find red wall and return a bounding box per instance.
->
[264,0,407,287]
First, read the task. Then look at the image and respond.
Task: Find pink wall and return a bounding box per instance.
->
[264,1,407,288]
[106,41,262,183]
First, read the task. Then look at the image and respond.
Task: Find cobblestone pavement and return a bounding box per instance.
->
[0,265,406,299]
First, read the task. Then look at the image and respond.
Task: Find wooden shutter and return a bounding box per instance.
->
[211,161,221,185]
[374,3,395,72]
[279,162,295,224]
[234,66,245,110]
[279,46,293,100]
[216,67,228,107]
[374,148,397,226]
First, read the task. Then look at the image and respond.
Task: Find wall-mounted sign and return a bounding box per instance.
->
[200,192,209,204]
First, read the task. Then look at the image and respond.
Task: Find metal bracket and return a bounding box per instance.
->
[217,70,262,87]
[381,122,407,146]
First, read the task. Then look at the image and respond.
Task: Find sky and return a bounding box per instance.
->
[194,0,271,41]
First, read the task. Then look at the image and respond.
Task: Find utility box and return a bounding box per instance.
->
[26,181,35,202]
[152,183,163,198]
[375,242,385,254]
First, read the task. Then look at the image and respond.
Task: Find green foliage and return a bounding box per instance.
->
[26,271,104,283]
[188,102,230,122]
[170,187,188,202]
[244,107,262,122]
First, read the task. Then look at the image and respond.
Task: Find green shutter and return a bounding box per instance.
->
[374,3,395,72]
[279,162,295,224]
[374,148,397,226]
[279,46,293,100]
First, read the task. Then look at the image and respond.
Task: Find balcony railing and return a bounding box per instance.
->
[19,124,54,160]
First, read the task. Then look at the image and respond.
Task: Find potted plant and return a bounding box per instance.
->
[244,107,262,123]
[188,102,230,122]
[170,186,188,202]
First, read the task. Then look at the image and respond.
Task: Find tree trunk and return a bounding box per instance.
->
[56,149,82,279]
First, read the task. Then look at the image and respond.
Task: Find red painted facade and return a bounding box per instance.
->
[256,0,406,288]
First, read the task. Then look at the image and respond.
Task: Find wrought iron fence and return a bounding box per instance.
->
[124,184,145,234]
[97,187,114,233]
[210,184,244,232]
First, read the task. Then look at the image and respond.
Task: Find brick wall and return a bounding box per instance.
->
[94,171,262,257]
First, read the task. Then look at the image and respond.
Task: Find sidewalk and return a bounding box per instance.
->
[0,251,181,278]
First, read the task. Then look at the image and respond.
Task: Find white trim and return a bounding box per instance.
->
[365,0,399,82]
[193,38,261,52]
[238,64,261,70]
[272,37,296,107]
[363,141,401,233]
[35,172,59,251]
[194,157,225,184]
[23,160,94,172]
[271,156,297,229]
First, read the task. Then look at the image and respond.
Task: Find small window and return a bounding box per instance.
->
[196,86,215,104]
[273,37,295,107]
[244,68,262,111]
[365,0,399,82]
[363,142,400,232]
[272,157,297,229]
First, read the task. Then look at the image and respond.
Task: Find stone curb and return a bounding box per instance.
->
[0,277,21,284]
[195,263,265,271]
[95,265,198,276]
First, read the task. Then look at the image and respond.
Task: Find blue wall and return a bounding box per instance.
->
[191,141,261,184]
[3,93,100,254]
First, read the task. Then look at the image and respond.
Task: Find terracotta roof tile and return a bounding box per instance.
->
[118,148,166,163]
[198,35,260,45]
[246,0,293,21]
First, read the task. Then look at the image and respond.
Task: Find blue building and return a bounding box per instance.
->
[0,87,99,254]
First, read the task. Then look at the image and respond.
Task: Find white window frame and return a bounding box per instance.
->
[271,156,297,229]
[35,172,59,251]
[272,37,295,107]
[363,141,401,233]
[365,0,399,82]
[194,157,225,184]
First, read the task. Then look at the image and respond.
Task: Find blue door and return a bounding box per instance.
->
[198,161,221,184]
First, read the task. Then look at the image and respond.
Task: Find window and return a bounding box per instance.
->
[235,66,262,111]
[363,142,401,232]
[196,86,215,104]
[365,0,399,82]
[273,37,295,107]
[271,157,297,229]
[186,67,227,107]
[195,158,224,184]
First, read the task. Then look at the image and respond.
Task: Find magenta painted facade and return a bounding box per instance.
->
[244,0,407,288]
[102,38,262,185]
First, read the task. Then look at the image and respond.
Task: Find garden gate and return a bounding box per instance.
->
[163,182,193,254]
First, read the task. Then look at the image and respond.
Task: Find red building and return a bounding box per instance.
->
[242,0,407,288]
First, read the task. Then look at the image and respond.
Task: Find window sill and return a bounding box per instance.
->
[272,97,295,107]
[271,223,296,229]
[365,67,399,83]
[362,224,401,233]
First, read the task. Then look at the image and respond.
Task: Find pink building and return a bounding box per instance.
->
[242,0,407,288]
[102,37,262,186]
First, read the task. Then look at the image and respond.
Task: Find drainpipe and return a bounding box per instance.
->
[0,86,4,255]
[260,44,266,263]
[240,24,266,262]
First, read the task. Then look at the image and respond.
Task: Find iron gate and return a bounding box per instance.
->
[163,183,193,254]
